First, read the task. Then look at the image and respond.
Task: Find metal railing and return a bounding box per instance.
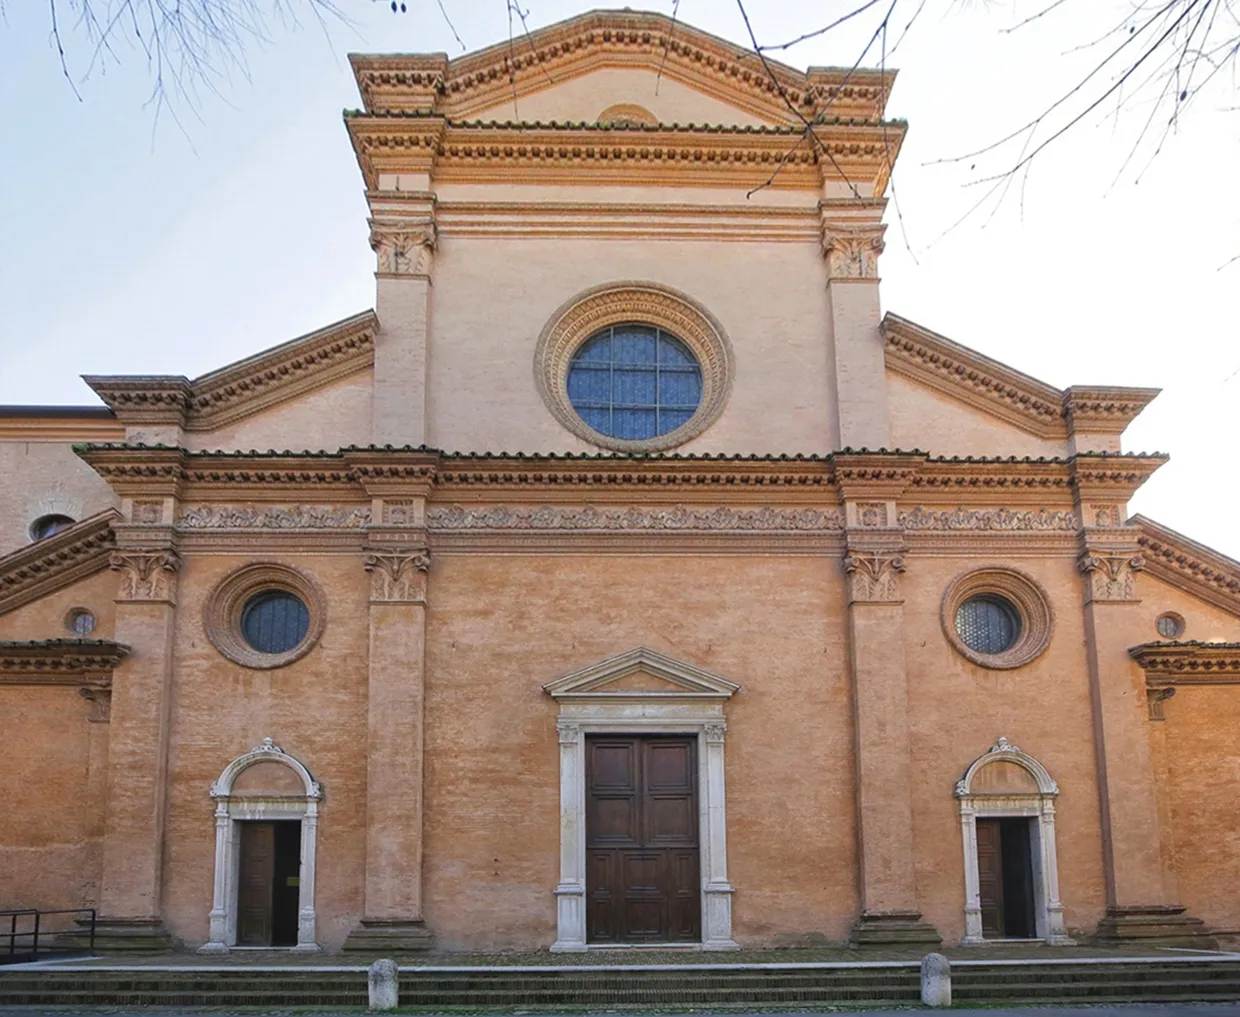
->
[0,908,95,963]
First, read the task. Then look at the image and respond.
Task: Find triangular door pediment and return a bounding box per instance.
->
[542,646,739,700]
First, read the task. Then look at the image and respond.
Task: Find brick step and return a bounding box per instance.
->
[957,980,1240,999]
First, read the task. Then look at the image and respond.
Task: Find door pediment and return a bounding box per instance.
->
[542,646,739,702]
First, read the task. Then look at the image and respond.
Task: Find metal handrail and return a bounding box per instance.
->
[0,908,96,960]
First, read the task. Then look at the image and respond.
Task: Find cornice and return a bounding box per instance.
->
[0,639,128,687]
[0,408,123,443]
[1063,385,1160,435]
[1134,514,1240,616]
[350,10,895,124]
[1129,641,1240,685]
[347,117,900,192]
[883,315,1162,445]
[81,312,377,435]
[883,314,1066,439]
[0,509,119,616]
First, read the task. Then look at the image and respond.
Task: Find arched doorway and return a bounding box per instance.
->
[199,738,322,952]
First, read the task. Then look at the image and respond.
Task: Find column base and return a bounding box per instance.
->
[1093,905,1218,949]
[341,917,434,953]
[56,916,175,954]
[849,909,942,947]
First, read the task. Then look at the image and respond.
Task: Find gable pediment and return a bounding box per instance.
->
[350,10,894,126]
[542,646,739,700]
[0,509,119,616]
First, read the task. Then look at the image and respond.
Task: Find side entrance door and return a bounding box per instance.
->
[237,820,302,947]
[585,734,700,943]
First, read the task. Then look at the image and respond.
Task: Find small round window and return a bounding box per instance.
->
[1156,612,1185,639]
[955,594,1023,655]
[241,591,310,655]
[566,324,703,441]
[66,608,96,636]
[30,514,75,541]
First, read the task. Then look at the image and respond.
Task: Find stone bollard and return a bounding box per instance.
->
[920,952,951,1007]
[368,958,399,1011]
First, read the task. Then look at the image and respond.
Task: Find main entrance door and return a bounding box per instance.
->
[585,735,700,944]
[976,817,1037,939]
[237,820,302,946]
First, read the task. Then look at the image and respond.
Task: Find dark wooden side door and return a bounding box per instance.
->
[976,818,1005,938]
[237,822,276,946]
[586,735,700,944]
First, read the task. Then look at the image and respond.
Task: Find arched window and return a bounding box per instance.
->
[566,324,703,441]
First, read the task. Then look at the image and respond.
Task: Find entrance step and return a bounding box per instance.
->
[2,957,1239,1006]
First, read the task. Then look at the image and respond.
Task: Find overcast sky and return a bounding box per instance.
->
[0,1,1236,557]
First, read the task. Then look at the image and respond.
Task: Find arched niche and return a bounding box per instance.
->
[955,737,1073,945]
[198,738,322,953]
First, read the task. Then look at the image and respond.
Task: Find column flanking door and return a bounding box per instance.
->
[585,735,700,943]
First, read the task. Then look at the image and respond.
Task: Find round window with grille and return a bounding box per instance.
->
[205,563,326,670]
[955,595,1022,655]
[241,591,310,655]
[941,568,1053,670]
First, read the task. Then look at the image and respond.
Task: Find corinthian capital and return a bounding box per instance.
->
[369,217,437,277]
[110,549,180,603]
[1077,551,1144,603]
[842,551,905,604]
[822,223,886,280]
[364,547,431,604]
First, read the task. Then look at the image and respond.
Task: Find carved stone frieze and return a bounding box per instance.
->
[369,218,436,276]
[131,500,164,525]
[1078,552,1144,603]
[177,505,372,529]
[426,504,845,532]
[822,223,885,280]
[856,502,889,527]
[899,506,1077,532]
[842,551,905,604]
[110,550,181,602]
[365,548,431,604]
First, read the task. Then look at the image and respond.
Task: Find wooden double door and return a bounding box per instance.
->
[586,734,701,944]
[976,817,1037,939]
[237,820,302,947]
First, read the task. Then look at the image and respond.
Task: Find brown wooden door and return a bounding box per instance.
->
[976,818,1004,938]
[586,735,700,943]
[237,822,276,946]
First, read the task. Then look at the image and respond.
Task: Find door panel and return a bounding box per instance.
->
[237,822,275,946]
[586,735,701,943]
[976,818,1004,938]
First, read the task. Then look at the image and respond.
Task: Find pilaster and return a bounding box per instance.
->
[93,545,180,952]
[1073,462,1215,946]
[821,204,890,451]
[835,454,940,946]
[343,471,436,953]
[370,192,436,446]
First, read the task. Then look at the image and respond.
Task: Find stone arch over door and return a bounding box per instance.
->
[955,737,1073,945]
[542,647,740,952]
[199,738,322,953]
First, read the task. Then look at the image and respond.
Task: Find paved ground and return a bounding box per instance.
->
[0,1004,1238,1016]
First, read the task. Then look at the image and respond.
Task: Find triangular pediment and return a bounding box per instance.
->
[351,10,894,126]
[542,646,739,699]
[0,509,119,616]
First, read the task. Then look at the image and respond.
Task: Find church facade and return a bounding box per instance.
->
[3,10,1240,954]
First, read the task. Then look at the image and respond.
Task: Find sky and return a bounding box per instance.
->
[0,1,1237,557]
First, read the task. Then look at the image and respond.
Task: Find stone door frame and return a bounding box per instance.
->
[955,738,1073,945]
[199,738,323,953]
[543,647,740,952]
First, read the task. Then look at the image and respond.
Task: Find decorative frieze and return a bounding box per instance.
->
[369,218,436,276]
[426,505,845,532]
[177,505,371,529]
[899,506,1076,532]
[364,548,431,603]
[110,550,181,602]
[842,551,905,604]
[1078,552,1144,603]
[822,223,885,280]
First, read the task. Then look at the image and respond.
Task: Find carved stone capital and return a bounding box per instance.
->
[703,721,727,745]
[364,548,431,604]
[822,223,886,280]
[110,549,180,603]
[557,721,581,746]
[79,686,112,723]
[1078,551,1144,603]
[369,218,436,277]
[842,551,905,604]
